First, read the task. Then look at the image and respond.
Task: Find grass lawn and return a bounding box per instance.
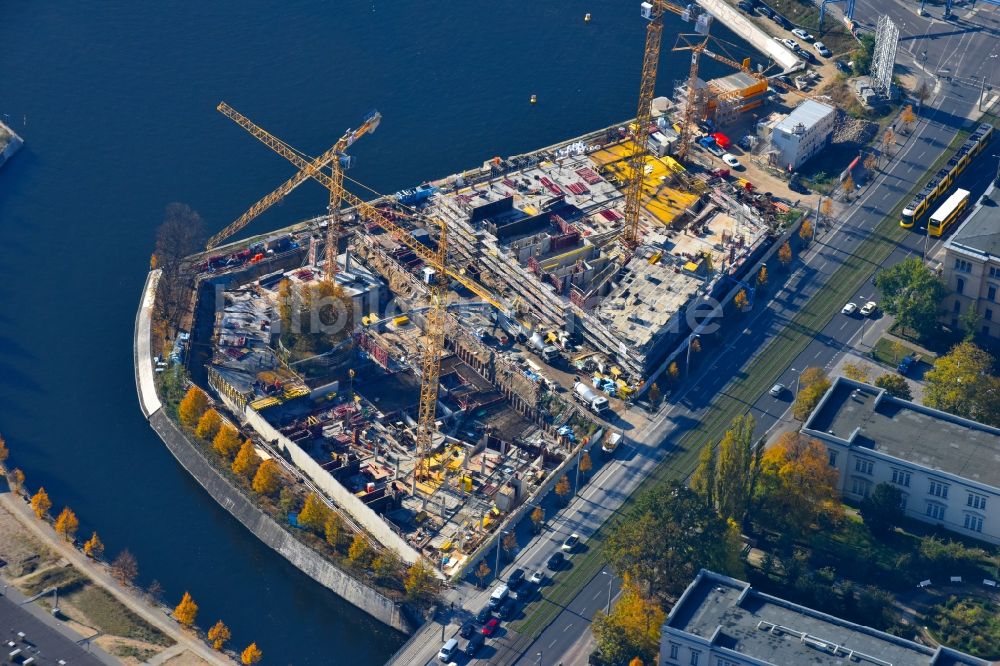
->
[871,336,923,367]
[64,586,174,647]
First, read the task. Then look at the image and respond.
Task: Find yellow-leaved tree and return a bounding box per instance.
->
[325,512,346,550]
[232,440,261,479]
[54,507,79,542]
[404,559,441,606]
[592,577,665,665]
[348,533,372,566]
[83,532,105,559]
[195,409,222,441]
[207,620,231,650]
[252,459,282,496]
[31,487,52,520]
[241,642,263,665]
[10,468,25,495]
[213,425,242,459]
[178,386,209,427]
[298,493,329,532]
[0,433,8,468]
[173,591,199,627]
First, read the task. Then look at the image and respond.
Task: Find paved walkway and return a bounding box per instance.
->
[0,491,230,665]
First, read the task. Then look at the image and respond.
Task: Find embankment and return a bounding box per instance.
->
[133,271,416,635]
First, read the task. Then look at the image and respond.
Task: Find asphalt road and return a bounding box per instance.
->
[389,4,999,665]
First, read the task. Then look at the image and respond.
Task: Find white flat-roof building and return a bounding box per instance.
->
[766,100,836,170]
[803,376,1000,545]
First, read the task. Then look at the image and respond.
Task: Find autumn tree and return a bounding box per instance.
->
[757,265,768,288]
[30,487,52,520]
[476,560,492,588]
[530,506,545,534]
[630,659,644,666]
[147,580,164,603]
[241,642,263,665]
[502,530,519,559]
[54,507,79,542]
[112,549,139,586]
[901,104,916,128]
[372,551,403,585]
[882,127,896,155]
[297,493,329,532]
[860,483,905,537]
[348,533,373,567]
[864,152,879,172]
[83,532,105,559]
[875,257,946,341]
[842,172,855,199]
[606,482,737,602]
[842,362,871,383]
[923,342,1000,425]
[173,591,199,627]
[213,425,242,459]
[178,386,209,427]
[821,197,833,222]
[591,578,665,665]
[734,288,749,311]
[691,443,716,509]
[555,475,571,504]
[778,241,792,268]
[154,203,205,328]
[799,219,814,245]
[579,450,593,477]
[0,433,8,469]
[715,414,756,525]
[404,559,441,605]
[9,468,25,495]
[232,440,261,478]
[324,512,347,550]
[753,432,842,536]
[874,373,912,400]
[792,367,831,420]
[251,459,282,496]
[667,362,680,382]
[208,620,231,650]
[195,408,222,441]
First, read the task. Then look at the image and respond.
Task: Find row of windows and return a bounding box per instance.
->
[847,460,990,514]
[855,458,874,475]
[955,258,973,273]
[667,643,701,665]
[926,503,987,533]
[930,480,949,498]
[892,469,911,487]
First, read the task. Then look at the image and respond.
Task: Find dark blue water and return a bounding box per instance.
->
[0,2,746,662]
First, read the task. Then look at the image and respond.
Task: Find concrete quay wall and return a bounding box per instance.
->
[133,271,416,635]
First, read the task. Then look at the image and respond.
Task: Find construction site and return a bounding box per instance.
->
[170,1,833,573]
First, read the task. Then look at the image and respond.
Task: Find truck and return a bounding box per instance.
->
[602,431,623,454]
[574,382,610,416]
[528,331,562,365]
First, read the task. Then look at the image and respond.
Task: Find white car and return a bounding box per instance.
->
[562,533,581,551]
[529,570,545,585]
[769,383,786,398]
[782,38,800,50]
[814,41,832,57]
[722,153,741,168]
[860,301,878,316]
[792,28,814,41]
[842,302,858,315]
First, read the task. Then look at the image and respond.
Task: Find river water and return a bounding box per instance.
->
[0,2,746,662]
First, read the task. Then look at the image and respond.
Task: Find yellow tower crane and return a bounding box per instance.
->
[214,104,511,494]
[623,1,709,247]
[208,104,381,283]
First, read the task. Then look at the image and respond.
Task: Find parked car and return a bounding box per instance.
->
[772,13,791,28]
[529,570,545,585]
[547,551,565,570]
[769,383,786,398]
[738,0,755,12]
[475,606,493,623]
[897,354,918,375]
[508,567,525,589]
[511,582,535,602]
[814,41,832,57]
[438,638,459,662]
[781,37,800,50]
[465,633,485,657]
[789,178,810,194]
[842,302,858,315]
[562,533,581,551]
[835,59,852,74]
[757,5,774,18]
[860,301,878,316]
[792,28,814,40]
[481,617,500,636]
[498,598,518,620]
[460,620,477,639]
[722,153,742,169]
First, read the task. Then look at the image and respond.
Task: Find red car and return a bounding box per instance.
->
[481,617,500,636]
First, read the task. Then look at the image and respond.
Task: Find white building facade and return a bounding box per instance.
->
[767,99,836,170]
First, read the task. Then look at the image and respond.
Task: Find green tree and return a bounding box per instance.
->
[754,432,842,537]
[959,306,982,342]
[690,444,716,509]
[793,367,831,420]
[923,342,996,423]
[715,414,756,524]
[606,482,736,602]
[373,551,403,585]
[591,578,665,665]
[852,32,876,75]
[875,257,947,341]
[860,483,905,537]
[404,559,441,605]
[874,373,912,400]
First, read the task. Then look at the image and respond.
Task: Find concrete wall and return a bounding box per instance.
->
[133,270,417,634]
[695,0,802,71]
[242,408,422,565]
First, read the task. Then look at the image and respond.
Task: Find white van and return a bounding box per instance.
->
[438,638,458,661]
[489,583,509,608]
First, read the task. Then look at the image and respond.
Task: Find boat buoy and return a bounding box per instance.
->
[530,94,537,104]
[584,12,592,22]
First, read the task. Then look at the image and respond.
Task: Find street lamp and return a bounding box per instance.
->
[495,530,508,582]
[993,154,1000,187]
[686,333,701,376]
[601,570,614,615]
[791,367,801,397]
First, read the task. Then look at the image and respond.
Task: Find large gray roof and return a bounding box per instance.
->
[947,184,1000,258]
